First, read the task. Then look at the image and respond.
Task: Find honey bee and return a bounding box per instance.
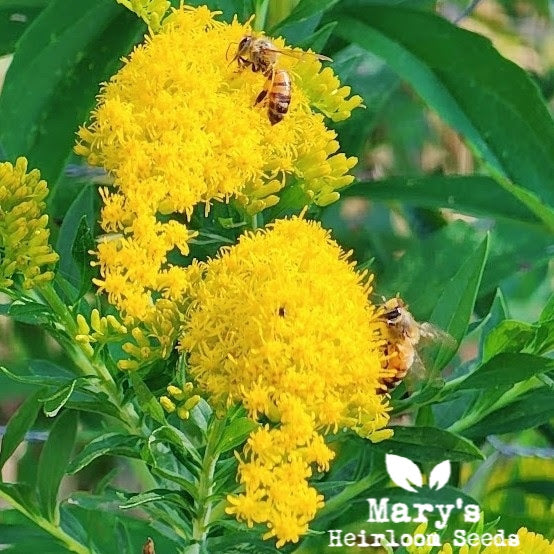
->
[230,35,332,124]
[378,296,455,393]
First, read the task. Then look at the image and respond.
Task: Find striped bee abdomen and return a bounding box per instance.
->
[268,69,291,125]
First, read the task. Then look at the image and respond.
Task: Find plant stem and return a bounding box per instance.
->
[191,417,225,551]
[38,282,142,433]
[0,489,93,554]
[36,516,93,554]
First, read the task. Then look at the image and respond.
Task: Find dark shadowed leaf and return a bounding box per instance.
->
[0,0,144,184]
[463,387,554,438]
[37,410,78,523]
[372,426,483,462]
[0,390,42,470]
[333,5,554,210]
[455,353,554,391]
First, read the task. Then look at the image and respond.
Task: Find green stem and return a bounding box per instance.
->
[0,490,92,554]
[38,282,141,433]
[191,417,225,551]
[36,516,93,554]
[266,0,299,30]
[447,378,541,434]
[316,470,382,520]
[253,0,269,31]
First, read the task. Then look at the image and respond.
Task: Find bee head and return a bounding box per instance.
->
[381,296,406,324]
[238,35,252,55]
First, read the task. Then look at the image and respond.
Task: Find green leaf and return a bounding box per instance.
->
[0,0,144,184]
[297,21,337,52]
[428,235,489,370]
[333,5,554,208]
[128,372,166,425]
[217,417,259,453]
[493,480,554,500]
[67,433,143,474]
[0,390,42,470]
[342,176,541,227]
[484,321,538,360]
[456,353,554,391]
[150,467,197,498]
[463,387,554,437]
[119,489,188,510]
[372,426,484,462]
[271,0,340,31]
[39,380,77,418]
[149,426,202,466]
[477,288,508,361]
[71,215,96,299]
[0,300,52,325]
[0,0,48,55]
[55,185,99,293]
[0,366,69,387]
[0,483,39,517]
[379,222,481,320]
[37,410,78,523]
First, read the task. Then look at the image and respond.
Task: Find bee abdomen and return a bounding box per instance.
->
[268,69,291,125]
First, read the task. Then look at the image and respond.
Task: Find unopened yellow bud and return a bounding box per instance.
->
[176,406,190,420]
[76,314,90,335]
[117,359,139,371]
[167,385,185,400]
[160,396,176,413]
[184,394,201,411]
[90,309,102,333]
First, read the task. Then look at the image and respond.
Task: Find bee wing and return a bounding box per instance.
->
[403,352,428,393]
[263,46,332,62]
[418,322,457,349]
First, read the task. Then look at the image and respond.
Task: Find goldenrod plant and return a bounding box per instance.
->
[0,0,553,553]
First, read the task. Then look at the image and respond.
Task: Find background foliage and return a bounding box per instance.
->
[0,0,553,552]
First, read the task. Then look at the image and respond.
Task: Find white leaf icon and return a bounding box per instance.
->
[429,460,451,490]
[385,454,423,492]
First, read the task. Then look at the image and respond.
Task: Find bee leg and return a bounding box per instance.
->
[255,89,268,106]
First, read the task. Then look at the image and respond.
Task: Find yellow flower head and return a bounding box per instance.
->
[180,216,390,439]
[181,216,392,546]
[77,4,361,356]
[76,5,361,219]
[0,157,59,289]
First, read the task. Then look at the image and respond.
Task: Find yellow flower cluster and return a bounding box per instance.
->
[76,5,361,349]
[180,216,392,545]
[75,308,128,357]
[226,422,329,547]
[0,158,59,289]
[160,382,201,420]
[407,528,554,554]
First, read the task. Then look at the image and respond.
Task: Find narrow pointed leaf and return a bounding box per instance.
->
[37,410,78,523]
[0,390,42,470]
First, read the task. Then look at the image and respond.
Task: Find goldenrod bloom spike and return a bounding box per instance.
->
[76,5,362,350]
[180,216,392,546]
[0,158,59,290]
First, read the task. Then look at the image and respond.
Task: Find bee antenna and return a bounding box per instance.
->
[225,41,239,62]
